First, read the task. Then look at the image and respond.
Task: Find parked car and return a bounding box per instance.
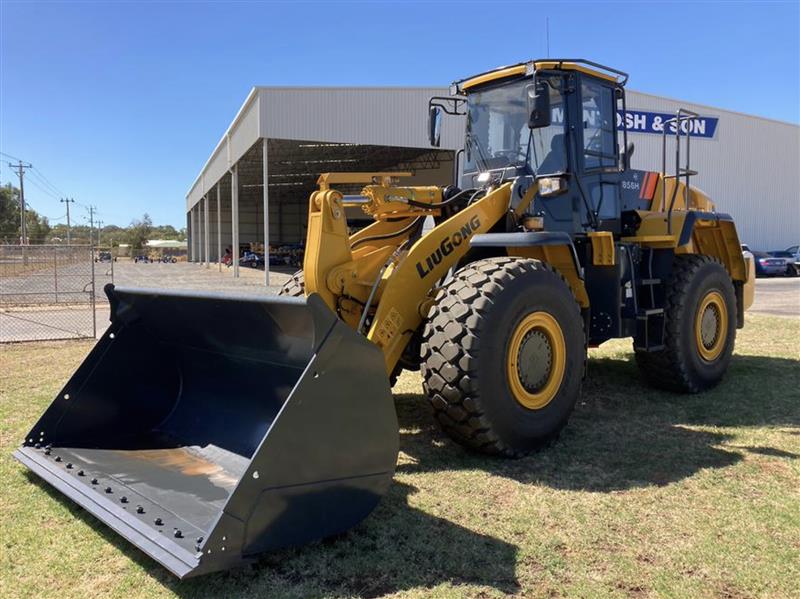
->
[95,251,112,263]
[767,251,799,276]
[133,255,151,263]
[160,256,178,263]
[240,251,265,269]
[783,244,800,266]
[752,251,791,277]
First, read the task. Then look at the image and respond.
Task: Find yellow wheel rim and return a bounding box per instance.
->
[695,290,728,362]
[506,312,566,410]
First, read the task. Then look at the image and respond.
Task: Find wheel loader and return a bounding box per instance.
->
[15,59,755,578]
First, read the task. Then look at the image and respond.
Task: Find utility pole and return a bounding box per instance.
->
[8,160,32,244]
[86,205,96,247]
[60,198,75,245]
[96,220,104,246]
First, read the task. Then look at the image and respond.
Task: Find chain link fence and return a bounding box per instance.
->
[0,245,113,342]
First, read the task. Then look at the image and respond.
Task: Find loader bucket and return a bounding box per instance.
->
[14,285,398,578]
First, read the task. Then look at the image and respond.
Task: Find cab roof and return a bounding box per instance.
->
[455,59,628,93]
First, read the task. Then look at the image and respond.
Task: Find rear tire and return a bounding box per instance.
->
[421,257,585,458]
[279,270,305,297]
[635,255,736,393]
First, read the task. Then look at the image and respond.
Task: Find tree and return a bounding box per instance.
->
[0,182,52,244]
[0,184,21,243]
[25,209,51,243]
[127,213,153,250]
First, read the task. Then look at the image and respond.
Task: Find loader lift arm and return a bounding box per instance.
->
[303,172,536,372]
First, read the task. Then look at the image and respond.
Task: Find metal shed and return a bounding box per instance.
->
[186,84,799,285]
[184,87,461,283]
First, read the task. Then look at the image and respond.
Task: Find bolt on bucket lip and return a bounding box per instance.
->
[15,285,399,578]
[15,446,207,578]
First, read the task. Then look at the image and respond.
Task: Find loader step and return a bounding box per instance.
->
[635,307,666,351]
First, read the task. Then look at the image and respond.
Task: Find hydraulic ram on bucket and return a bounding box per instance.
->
[14,285,398,578]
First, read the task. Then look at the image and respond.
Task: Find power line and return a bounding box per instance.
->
[0,151,24,162]
[31,165,68,197]
[24,173,61,200]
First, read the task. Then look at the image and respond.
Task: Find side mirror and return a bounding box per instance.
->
[428,106,442,147]
[621,141,635,170]
[526,80,551,129]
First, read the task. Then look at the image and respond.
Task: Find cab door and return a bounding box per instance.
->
[575,75,622,233]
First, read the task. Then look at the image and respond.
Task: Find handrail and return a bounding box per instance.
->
[660,109,700,234]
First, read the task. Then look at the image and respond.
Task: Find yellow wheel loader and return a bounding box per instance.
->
[15,59,755,577]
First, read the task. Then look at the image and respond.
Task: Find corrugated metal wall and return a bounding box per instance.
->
[187,86,798,251]
[260,87,462,149]
[625,90,799,250]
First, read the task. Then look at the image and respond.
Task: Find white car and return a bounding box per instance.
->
[784,244,800,266]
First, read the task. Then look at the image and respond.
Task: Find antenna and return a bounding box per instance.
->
[546,17,551,57]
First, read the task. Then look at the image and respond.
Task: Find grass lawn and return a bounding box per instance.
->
[1,314,798,598]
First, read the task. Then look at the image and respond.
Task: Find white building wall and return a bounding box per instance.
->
[259,87,462,149]
[187,85,799,251]
[624,91,799,250]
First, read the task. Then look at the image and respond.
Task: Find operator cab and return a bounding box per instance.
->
[429,59,630,237]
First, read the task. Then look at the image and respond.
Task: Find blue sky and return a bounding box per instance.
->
[1,1,798,228]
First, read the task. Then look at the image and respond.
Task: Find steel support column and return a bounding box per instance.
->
[204,194,210,268]
[216,184,222,272]
[262,137,270,286]
[186,210,192,261]
[193,207,199,263]
[231,165,240,278]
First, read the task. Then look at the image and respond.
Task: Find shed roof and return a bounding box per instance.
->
[186,87,463,210]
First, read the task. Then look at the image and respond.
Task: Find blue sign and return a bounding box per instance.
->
[616,110,719,138]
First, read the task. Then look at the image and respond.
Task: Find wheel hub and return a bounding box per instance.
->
[516,330,553,393]
[700,304,720,348]
[694,290,728,362]
[506,311,567,410]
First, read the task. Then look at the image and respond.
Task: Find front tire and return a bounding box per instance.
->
[635,255,736,393]
[421,257,585,457]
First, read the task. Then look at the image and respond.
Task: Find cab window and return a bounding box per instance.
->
[581,79,617,170]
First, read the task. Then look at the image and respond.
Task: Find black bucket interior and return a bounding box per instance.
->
[31,288,326,535]
[18,286,399,577]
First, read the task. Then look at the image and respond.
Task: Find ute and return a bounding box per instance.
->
[15,59,755,577]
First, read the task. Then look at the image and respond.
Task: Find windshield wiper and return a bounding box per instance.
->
[466,132,491,174]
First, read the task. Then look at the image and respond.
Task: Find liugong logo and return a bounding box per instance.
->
[415,215,481,279]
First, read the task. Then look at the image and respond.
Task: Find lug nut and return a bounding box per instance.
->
[136,506,145,514]
[174,530,183,539]
[77,470,85,476]
[196,536,204,544]
[154,517,163,526]
[91,478,98,485]
[66,463,73,469]
[104,486,112,494]
[54,456,62,462]
[120,496,128,503]
[34,443,41,449]
[44,448,51,456]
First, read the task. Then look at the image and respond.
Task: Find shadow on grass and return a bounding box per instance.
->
[21,353,797,595]
[395,353,800,492]
[27,475,520,598]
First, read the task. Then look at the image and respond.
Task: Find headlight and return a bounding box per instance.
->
[538,176,568,197]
